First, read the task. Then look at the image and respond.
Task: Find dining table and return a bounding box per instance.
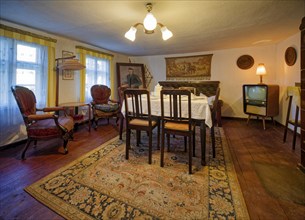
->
[121,93,212,166]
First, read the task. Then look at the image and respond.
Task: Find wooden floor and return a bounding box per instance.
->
[0,118,304,219]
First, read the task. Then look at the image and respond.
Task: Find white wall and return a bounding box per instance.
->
[1,20,129,103]
[130,45,277,118]
[130,34,300,125]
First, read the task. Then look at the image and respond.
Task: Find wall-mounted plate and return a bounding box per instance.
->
[237,55,254,70]
[285,47,297,66]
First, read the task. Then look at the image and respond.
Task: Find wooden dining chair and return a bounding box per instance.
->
[160,89,196,174]
[210,87,220,158]
[283,86,301,149]
[118,86,129,140]
[124,88,160,164]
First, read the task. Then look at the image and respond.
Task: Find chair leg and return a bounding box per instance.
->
[193,129,196,157]
[21,139,32,160]
[148,131,152,164]
[161,130,165,167]
[211,126,216,158]
[136,131,141,146]
[63,139,69,155]
[284,97,292,143]
[157,121,160,150]
[126,129,131,160]
[119,115,124,140]
[293,106,299,150]
[94,119,98,130]
[184,136,187,152]
[167,133,170,152]
[189,135,192,174]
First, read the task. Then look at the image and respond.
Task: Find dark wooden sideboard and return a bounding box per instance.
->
[158,81,219,96]
[158,81,222,126]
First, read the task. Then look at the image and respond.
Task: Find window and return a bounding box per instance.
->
[85,55,110,102]
[0,36,48,147]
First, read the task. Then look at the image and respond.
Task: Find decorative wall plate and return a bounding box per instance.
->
[285,47,297,66]
[237,55,254,70]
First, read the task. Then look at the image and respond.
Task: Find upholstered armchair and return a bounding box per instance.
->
[11,85,74,159]
[90,85,121,129]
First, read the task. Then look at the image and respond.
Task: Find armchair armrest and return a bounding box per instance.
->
[28,114,56,121]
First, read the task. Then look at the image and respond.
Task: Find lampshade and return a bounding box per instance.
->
[143,12,157,31]
[58,59,86,70]
[124,26,137,42]
[125,3,173,41]
[256,63,266,84]
[256,63,266,76]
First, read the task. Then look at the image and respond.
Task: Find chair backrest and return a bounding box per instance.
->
[118,86,128,107]
[11,85,37,124]
[160,89,192,127]
[124,88,153,125]
[211,87,220,123]
[91,85,111,104]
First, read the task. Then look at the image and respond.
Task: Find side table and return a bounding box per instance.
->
[59,102,91,132]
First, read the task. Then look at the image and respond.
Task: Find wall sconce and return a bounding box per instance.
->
[256,63,266,84]
[55,56,85,106]
[125,3,173,41]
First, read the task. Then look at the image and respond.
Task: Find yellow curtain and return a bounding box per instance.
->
[0,24,57,106]
[76,46,114,100]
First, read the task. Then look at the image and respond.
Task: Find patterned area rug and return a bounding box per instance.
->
[25,127,249,219]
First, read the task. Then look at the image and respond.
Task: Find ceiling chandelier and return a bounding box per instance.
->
[125,3,173,41]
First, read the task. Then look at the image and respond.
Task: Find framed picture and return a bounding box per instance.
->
[116,63,146,88]
[165,54,213,80]
[62,50,74,80]
[62,50,74,58]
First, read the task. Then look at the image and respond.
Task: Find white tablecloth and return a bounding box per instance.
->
[121,95,212,128]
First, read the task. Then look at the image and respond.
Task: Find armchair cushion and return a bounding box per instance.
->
[94,103,119,112]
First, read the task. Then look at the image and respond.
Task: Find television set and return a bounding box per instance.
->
[242,84,279,119]
[244,85,267,106]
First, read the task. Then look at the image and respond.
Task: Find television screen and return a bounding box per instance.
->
[244,85,267,105]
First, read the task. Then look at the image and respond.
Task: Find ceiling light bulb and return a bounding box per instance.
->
[143,12,157,31]
[161,26,173,40]
[125,26,137,41]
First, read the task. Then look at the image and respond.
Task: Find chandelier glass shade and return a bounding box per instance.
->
[125,3,173,41]
[143,12,157,31]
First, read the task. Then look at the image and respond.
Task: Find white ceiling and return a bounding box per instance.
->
[0,1,304,56]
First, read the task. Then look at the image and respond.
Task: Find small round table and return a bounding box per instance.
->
[59,102,91,132]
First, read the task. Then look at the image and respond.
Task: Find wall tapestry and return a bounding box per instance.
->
[165,54,213,80]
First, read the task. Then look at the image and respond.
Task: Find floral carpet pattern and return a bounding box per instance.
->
[25,127,249,219]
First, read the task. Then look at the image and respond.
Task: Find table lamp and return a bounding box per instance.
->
[256,63,266,84]
[55,56,85,106]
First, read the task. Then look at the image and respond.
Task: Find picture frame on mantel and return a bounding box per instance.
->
[62,50,74,80]
[116,63,146,88]
[165,54,213,80]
